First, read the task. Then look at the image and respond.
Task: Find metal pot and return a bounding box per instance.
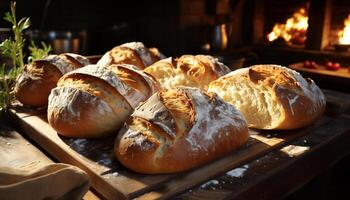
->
[25,30,87,54]
[209,23,232,52]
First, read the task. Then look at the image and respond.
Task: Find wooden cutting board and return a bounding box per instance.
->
[0,118,100,200]
[9,108,331,200]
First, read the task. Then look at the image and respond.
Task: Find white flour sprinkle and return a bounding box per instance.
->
[203,55,231,76]
[200,179,220,189]
[47,55,76,74]
[226,164,249,178]
[185,88,247,152]
[287,95,299,115]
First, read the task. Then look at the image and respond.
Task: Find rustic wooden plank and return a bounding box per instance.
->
[0,122,52,170]
[173,114,350,200]
[290,62,350,79]
[10,87,345,200]
[0,120,101,200]
[9,109,327,199]
[83,191,102,200]
[322,89,350,115]
[232,115,350,200]
[9,111,173,200]
[9,103,47,118]
[124,118,330,200]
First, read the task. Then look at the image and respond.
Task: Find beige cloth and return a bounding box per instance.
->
[0,163,90,200]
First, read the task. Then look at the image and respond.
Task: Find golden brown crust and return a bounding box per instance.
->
[208,64,326,130]
[144,55,231,90]
[96,42,164,69]
[107,64,160,99]
[115,87,249,174]
[61,54,86,68]
[110,46,145,69]
[48,73,132,138]
[15,54,90,107]
[48,64,159,138]
[15,60,63,107]
[148,47,165,63]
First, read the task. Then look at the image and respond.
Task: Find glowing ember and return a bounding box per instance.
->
[267,8,308,45]
[338,15,350,45]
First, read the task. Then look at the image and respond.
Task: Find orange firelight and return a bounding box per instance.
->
[267,8,308,45]
[338,14,350,45]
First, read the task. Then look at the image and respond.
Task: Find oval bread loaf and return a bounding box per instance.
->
[115,87,249,174]
[48,64,159,138]
[208,64,326,130]
[15,53,90,107]
[97,42,165,69]
[144,55,231,91]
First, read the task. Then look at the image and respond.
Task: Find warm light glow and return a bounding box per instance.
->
[267,8,308,45]
[338,15,350,45]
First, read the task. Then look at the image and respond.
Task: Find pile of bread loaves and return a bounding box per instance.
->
[14,42,326,174]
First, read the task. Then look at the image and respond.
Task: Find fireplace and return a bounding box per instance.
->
[247,0,350,51]
[227,0,350,93]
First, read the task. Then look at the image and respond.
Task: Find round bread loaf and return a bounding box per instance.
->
[48,64,159,138]
[115,87,249,174]
[15,53,90,107]
[144,55,231,91]
[97,42,165,69]
[208,64,326,130]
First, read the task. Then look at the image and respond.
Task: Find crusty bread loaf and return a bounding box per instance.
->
[48,64,159,138]
[97,42,165,69]
[15,53,90,107]
[208,64,326,130]
[115,87,249,174]
[144,55,231,91]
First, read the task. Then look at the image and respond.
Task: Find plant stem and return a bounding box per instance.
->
[11,2,24,70]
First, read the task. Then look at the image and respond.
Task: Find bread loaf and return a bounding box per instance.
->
[115,87,249,174]
[97,42,165,69]
[48,64,159,138]
[15,53,90,107]
[144,55,231,91]
[208,64,326,130]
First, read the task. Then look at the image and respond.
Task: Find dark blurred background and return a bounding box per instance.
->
[0,0,236,56]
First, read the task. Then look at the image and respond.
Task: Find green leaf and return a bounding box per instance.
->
[0,1,36,109]
[0,39,16,57]
[28,40,52,62]
[3,12,13,24]
[18,17,30,31]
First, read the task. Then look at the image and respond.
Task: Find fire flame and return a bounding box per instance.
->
[267,8,308,45]
[338,15,350,45]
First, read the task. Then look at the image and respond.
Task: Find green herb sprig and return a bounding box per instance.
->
[0,1,51,110]
[28,41,52,63]
[1,2,29,70]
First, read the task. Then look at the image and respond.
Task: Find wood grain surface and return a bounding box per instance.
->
[9,110,328,200]
[0,118,101,200]
[8,89,350,200]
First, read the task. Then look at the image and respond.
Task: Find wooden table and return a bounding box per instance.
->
[2,89,350,200]
[0,115,101,200]
[289,62,350,94]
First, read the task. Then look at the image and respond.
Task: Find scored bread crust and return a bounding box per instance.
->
[97,42,164,69]
[208,64,326,130]
[144,55,231,91]
[115,87,249,174]
[48,64,159,138]
[15,53,90,107]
